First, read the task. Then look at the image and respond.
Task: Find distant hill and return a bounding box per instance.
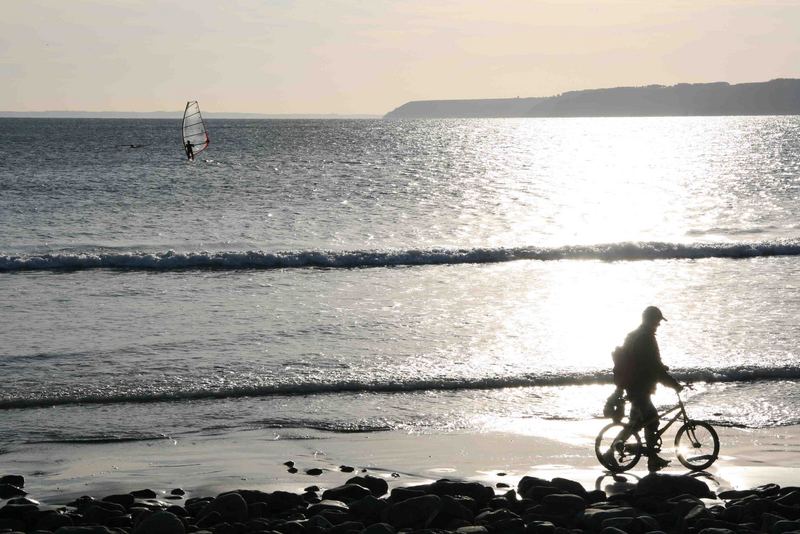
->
[0,111,380,119]
[384,79,800,119]
[384,97,546,119]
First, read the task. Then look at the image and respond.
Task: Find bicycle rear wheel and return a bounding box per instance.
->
[595,422,642,472]
[675,420,719,471]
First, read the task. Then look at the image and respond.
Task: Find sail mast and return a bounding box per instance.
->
[181,101,210,157]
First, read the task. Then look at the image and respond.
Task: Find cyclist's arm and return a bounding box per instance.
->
[659,370,682,391]
[651,338,682,391]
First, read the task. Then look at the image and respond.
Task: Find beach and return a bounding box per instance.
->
[2,116,800,530]
[4,0,800,530]
[3,421,800,532]
[5,420,799,505]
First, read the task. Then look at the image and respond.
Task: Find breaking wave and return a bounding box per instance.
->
[2,365,800,410]
[2,240,800,272]
[30,433,176,445]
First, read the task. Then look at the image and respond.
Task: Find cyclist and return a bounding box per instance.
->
[613,306,683,471]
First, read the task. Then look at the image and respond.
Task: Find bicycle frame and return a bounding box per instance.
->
[597,388,720,472]
[648,397,690,442]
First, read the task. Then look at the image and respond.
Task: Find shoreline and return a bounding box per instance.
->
[3,421,800,533]
[2,422,800,533]
[3,420,799,506]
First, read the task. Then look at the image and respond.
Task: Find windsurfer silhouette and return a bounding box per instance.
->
[185,139,194,161]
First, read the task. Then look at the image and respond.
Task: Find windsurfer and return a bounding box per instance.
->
[182,101,208,160]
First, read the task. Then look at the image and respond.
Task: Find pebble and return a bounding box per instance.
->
[0,483,27,499]
[321,483,372,503]
[307,499,349,514]
[386,494,441,529]
[200,492,248,523]
[131,510,185,534]
[101,494,134,509]
[129,488,157,499]
[4,472,796,534]
[346,474,389,497]
[0,475,25,488]
[362,522,396,534]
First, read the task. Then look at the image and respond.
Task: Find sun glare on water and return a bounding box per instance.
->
[475,117,743,248]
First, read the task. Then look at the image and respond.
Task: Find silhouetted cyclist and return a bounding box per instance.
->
[612,306,683,471]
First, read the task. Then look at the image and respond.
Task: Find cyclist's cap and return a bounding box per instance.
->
[643,306,667,323]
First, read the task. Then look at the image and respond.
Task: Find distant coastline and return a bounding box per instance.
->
[384,78,800,119]
[0,111,380,119]
[4,79,798,120]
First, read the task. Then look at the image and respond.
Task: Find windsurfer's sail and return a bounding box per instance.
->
[182,101,209,157]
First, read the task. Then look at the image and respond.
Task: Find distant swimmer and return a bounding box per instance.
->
[185,139,195,161]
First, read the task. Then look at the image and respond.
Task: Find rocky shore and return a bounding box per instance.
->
[2,471,800,534]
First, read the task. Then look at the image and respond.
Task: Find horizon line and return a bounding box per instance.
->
[0,111,383,118]
[4,77,798,119]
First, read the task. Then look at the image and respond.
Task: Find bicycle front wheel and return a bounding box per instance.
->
[675,420,719,471]
[595,422,642,472]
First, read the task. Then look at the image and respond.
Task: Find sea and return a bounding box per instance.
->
[1,116,799,452]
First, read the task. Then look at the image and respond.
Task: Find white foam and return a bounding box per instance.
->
[3,365,800,410]
[2,240,799,272]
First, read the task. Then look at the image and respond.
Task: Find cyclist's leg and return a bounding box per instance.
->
[611,398,638,444]
[601,407,637,469]
[627,399,648,435]
[641,405,660,453]
[631,394,671,470]
[609,399,643,454]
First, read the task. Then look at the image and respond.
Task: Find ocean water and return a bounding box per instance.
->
[1,116,799,448]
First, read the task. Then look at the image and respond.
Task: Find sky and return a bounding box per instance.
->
[2,0,799,115]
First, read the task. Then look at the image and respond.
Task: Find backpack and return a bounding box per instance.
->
[603,391,625,422]
[611,345,634,389]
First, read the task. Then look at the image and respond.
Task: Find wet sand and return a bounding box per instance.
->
[4,419,799,505]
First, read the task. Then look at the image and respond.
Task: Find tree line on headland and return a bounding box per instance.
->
[384,79,800,119]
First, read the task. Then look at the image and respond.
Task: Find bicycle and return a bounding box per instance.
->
[594,386,720,472]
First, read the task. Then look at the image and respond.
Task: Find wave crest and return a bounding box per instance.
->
[2,240,799,272]
[2,365,800,410]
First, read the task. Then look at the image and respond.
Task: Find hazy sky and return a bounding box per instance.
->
[2,0,799,114]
